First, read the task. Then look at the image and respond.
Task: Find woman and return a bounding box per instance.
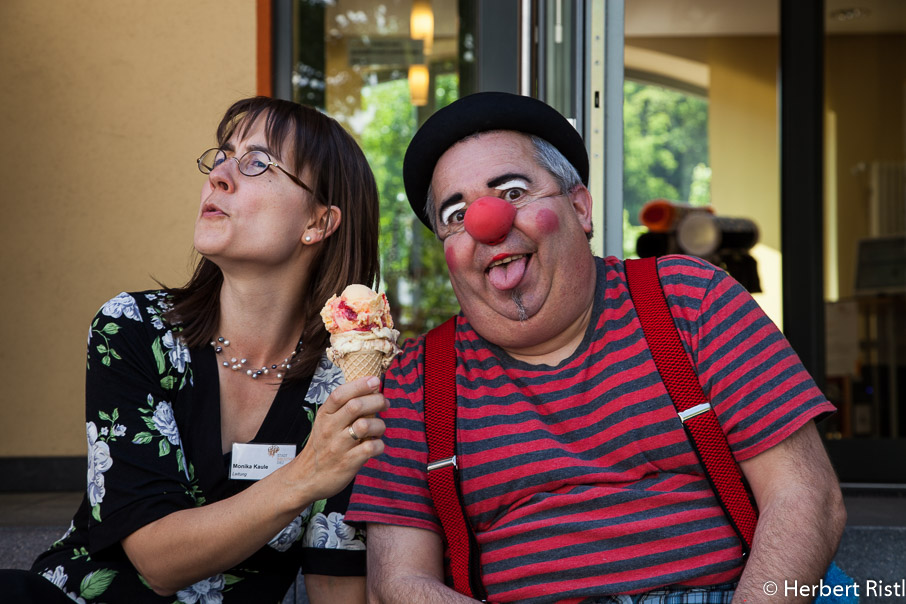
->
[24,97,386,602]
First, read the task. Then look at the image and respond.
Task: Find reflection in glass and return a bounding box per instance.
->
[292,1,471,337]
[622,80,710,258]
[823,13,906,446]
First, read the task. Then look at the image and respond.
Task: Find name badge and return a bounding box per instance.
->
[230,443,297,481]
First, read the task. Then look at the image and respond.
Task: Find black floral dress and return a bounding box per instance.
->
[32,291,365,603]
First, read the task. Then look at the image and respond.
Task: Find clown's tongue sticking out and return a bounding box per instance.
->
[488,254,528,291]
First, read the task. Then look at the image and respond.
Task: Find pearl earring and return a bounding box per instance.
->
[305,235,312,242]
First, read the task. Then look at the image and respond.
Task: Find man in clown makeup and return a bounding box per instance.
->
[346,91,844,603]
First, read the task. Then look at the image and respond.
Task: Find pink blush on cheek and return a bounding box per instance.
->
[535,208,560,234]
[444,245,459,272]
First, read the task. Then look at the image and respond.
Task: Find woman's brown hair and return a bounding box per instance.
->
[164,97,380,382]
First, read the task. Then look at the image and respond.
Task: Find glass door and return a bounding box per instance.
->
[821,3,906,483]
[623,0,784,324]
[537,0,623,258]
[621,0,906,483]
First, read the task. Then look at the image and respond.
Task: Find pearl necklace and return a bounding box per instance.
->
[210,336,302,380]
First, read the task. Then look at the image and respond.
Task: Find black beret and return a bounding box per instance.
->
[403,91,589,231]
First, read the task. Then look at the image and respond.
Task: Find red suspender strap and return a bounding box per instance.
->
[424,317,487,600]
[624,257,757,555]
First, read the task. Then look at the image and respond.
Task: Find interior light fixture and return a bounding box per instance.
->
[411,0,434,56]
[409,64,430,106]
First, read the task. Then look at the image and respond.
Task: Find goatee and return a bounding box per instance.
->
[511,291,528,323]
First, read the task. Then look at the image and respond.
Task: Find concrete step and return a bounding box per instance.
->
[0,525,68,571]
[833,526,906,604]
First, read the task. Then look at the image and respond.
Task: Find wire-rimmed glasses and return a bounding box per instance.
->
[197,148,313,194]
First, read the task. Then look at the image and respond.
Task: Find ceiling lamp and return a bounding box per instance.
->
[411,0,434,57]
[409,64,430,106]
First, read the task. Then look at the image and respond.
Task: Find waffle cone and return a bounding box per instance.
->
[337,350,386,382]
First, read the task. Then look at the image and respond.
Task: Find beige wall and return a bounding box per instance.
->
[707,37,783,326]
[0,2,257,457]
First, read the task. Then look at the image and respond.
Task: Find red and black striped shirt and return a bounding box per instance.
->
[348,256,834,603]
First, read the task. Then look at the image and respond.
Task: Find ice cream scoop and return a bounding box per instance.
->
[321,284,395,334]
[321,284,400,381]
[464,196,516,245]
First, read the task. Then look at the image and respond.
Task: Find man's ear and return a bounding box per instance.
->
[302,204,342,244]
[569,185,593,235]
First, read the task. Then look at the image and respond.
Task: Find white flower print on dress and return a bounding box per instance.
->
[145,291,173,312]
[268,513,305,552]
[177,574,226,604]
[147,308,165,331]
[86,422,112,507]
[162,331,191,373]
[145,294,169,330]
[303,512,365,550]
[100,293,142,322]
[39,567,88,602]
[152,401,181,446]
[306,355,345,407]
[42,565,68,589]
[58,521,76,543]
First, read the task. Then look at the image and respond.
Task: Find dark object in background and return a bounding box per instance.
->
[637,199,762,293]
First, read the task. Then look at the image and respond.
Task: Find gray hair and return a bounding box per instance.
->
[422,132,584,235]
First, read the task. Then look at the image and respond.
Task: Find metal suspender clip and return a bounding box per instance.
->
[678,402,711,423]
[427,456,457,472]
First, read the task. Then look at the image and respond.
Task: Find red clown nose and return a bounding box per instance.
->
[464,197,517,245]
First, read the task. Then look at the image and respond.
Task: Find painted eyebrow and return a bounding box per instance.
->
[437,193,465,220]
[488,173,532,188]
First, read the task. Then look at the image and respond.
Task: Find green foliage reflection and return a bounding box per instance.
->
[623,81,710,256]
[359,75,461,340]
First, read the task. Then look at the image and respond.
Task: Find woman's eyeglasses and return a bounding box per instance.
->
[196,148,313,194]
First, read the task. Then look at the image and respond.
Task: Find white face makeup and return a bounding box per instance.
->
[495,178,528,197]
[440,201,466,227]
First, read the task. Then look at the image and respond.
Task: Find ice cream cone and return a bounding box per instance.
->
[337,350,386,382]
[321,284,400,403]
